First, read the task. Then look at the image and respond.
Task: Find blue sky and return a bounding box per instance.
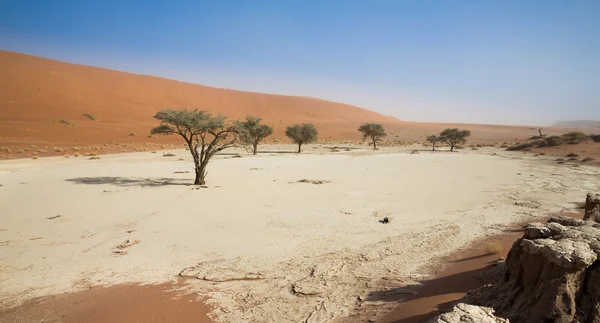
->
[1,0,599,125]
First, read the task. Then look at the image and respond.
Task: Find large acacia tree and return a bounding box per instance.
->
[236,116,273,155]
[151,109,237,185]
[358,123,387,150]
[439,128,471,152]
[285,123,318,153]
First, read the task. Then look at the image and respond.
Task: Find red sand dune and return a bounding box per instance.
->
[1,50,597,159]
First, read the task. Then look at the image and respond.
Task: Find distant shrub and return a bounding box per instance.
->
[163,152,176,157]
[129,132,137,136]
[543,136,563,147]
[566,153,579,158]
[483,241,502,255]
[591,134,600,142]
[82,113,97,121]
[582,157,595,162]
[561,132,589,144]
[59,119,73,126]
[506,141,537,151]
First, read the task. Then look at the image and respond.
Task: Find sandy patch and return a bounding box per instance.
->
[0,146,598,322]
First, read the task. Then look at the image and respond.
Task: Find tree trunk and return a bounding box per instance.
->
[450,143,455,151]
[253,142,258,155]
[297,142,302,153]
[194,165,207,185]
[372,137,377,150]
[432,143,436,151]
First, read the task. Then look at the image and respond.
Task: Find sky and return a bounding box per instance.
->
[1,0,599,126]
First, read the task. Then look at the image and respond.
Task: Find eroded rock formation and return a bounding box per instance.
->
[429,303,508,323]
[461,215,600,323]
[584,193,600,222]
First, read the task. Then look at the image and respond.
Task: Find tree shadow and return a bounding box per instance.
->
[257,150,297,154]
[66,177,191,187]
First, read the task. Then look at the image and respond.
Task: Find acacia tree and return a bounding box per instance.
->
[439,128,471,152]
[285,123,318,153]
[426,135,441,151]
[151,109,237,185]
[358,123,387,150]
[236,116,273,155]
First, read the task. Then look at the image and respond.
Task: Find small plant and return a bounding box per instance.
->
[129,132,137,136]
[483,241,502,255]
[582,157,595,162]
[32,155,39,160]
[566,153,579,158]
[58,119,74,126]
[163,152,176,157]
[89,156,100,160]
[82,113,97,121]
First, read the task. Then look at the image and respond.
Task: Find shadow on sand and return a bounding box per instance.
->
[366,264,497,323]
[66,177,191,187]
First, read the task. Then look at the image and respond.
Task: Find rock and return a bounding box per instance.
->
[463,215,600,322]
[429,303,508,323]
[179,259,264,282]
[584,193,600,222]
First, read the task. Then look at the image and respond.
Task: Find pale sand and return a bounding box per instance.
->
[1,145,598,322]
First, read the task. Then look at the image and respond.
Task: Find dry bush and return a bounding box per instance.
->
[582,157,595,162]
[32,155,39,160]
[163,152,176,157]
[89,156,101,160]
[566,152,579,158]
[483,241,503,255]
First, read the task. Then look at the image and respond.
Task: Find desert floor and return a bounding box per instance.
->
[1,144,599,322]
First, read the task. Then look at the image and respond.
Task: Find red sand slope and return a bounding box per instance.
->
[1,50,597,159]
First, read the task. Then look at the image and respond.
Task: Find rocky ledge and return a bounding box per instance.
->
[429,303,508,323]
[453,215,600,323]
[431,193,600,323]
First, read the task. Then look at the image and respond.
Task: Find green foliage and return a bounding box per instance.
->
[285,123,318,152]
[439,128,471,151]
[59,119,74,126]
[426,135,441,151]
[358,123,387,149]
[426,135,439,143]
[82,113,97,121]
[151,109,228,137]
[506,142,537,151]
[591,134,600,142]
[236,116,273,154]
[507,132,592,151]
[561,132,589,143]
[543,136,564,147]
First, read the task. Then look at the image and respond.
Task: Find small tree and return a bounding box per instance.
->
[285,123,318,153]
[236,116,273,155]
[538,128,545,137]
[426,135,440,151]
[151,109,237,185]
[358,123,387,150]
[439,128,471,151]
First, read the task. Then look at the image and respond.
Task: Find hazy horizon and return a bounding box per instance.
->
[1,1,599,126]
